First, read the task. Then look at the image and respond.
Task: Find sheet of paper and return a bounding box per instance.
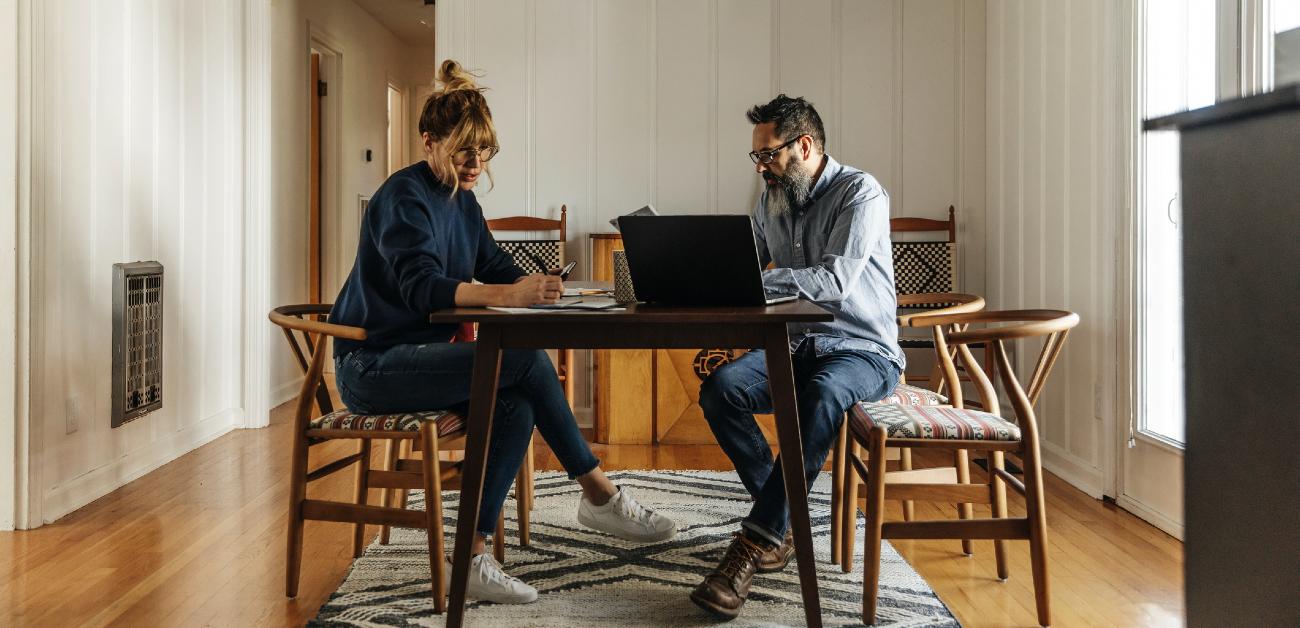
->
[563,287,611,297]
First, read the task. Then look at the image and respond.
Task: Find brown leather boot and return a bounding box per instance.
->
[756,529,795,573]
[689,533,770,619]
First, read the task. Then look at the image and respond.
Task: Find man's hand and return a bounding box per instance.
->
[503,273,563,306]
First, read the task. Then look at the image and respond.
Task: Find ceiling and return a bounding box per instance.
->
[351,0,436,47]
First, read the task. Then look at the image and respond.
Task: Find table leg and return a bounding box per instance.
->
[448,325,503,628]
[763,323,822,628]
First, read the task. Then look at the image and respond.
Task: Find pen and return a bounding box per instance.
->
[527,252,550,275]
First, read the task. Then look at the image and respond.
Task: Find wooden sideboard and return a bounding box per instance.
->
[590,233,777,444]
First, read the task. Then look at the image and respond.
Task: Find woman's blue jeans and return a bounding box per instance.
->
[335,343,601,536]
[699,343,900,545]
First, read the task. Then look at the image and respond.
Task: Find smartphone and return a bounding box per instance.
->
[559,260,577,280]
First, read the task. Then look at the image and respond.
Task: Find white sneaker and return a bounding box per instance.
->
[452,554,538,604]
[576,486,677,542]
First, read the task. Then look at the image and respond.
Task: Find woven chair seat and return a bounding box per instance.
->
[850,401,1021,442]
[879,383,948,407]
[309,409,465,436]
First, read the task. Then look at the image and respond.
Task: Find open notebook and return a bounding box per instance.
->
[486,296,622,313]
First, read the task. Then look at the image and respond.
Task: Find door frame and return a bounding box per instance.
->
[308,26,343,308]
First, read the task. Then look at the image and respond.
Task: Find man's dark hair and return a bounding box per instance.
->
[746,94,825,151]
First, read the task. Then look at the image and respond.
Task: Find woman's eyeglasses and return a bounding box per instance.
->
[452,145,500,164]
[748,136,801,164]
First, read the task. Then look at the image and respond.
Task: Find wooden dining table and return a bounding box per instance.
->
[429,291,834,627]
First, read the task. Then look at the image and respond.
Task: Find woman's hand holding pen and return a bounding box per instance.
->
[505,273,563,306]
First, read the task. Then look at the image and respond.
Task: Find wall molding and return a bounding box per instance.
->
[1116,494,1184,540]
[271,376,303,410]
[1042,441,1104,500]
[1,0,26,531]
[41,408,238,523]
[21,0,43,530]
[242,0,271,429]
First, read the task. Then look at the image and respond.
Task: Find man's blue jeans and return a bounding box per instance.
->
[699,342,900,545]
[335,343,601,537]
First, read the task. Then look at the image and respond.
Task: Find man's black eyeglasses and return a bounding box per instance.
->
[748,136,801,165]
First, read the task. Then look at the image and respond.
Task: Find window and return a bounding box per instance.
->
[1276,2,1300,85]
[1137,0,1218,446]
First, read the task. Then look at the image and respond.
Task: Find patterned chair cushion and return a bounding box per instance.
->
[309,409,464,436]
[879,383,948,406]
[850,401,1021,442]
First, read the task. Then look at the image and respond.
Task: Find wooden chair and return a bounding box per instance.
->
[270,304,521,613]
[485,205,573,404]
[847,309,1078,626]
[890,206,996,394]
[829,292,986,570]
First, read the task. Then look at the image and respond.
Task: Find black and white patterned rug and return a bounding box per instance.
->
[310,470,958,627]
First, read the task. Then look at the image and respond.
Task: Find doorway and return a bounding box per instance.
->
[308,36,341,309]
[386,83,406,176]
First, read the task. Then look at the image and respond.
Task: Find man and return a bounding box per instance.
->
[690,94,904,619]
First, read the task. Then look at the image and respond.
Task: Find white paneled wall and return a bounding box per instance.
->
[28,0,246,523]
[2,0,19,531]
[437,0,988,421]
[986,0,1129,497]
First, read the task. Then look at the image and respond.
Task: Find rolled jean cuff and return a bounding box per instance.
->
[565,455,601,481]
[741,519,784,547]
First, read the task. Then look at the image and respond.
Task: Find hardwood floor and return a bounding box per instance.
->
[1,396,1184,627]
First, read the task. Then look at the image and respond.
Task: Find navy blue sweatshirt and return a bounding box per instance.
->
[329,161,525,357]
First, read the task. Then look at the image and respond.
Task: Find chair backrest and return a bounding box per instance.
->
[911,309,1079,440]
[487,204,568,273]
[890,205,957,296]
[268,304,366,428]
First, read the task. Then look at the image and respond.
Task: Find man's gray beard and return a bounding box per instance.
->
[766,159,814,219]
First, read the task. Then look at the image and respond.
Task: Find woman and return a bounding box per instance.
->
[329,60,675,604]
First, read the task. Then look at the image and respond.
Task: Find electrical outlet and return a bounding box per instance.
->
[66,394,81,434]
[1094,381,1105,421]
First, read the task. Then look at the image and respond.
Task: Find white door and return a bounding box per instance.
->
[1122,0,1299,540]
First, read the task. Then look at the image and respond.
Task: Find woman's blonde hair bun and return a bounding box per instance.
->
[437,59,483,94]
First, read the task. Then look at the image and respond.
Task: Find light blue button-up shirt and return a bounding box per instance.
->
[753,154,904,370]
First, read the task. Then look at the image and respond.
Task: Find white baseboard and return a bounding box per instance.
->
[40,408,239,524]
[1116,494,1184,540]
[270,376,303,410]
[1041,441,1105,499]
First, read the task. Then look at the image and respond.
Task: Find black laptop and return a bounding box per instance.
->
[617,215,798,306]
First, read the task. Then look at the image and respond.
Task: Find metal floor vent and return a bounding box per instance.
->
[112,261,163,427]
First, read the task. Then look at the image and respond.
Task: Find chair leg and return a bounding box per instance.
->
[526,435,536,511]
[352,439,373,558]
[285,435,310,597]
[927,357,946,396]
[420,423,447,614]
[840,440,861,573]
[861,426,889,626]
[516,441,533,547]
[989,451,1010,580]
[1024,444,1053,626]
[494,513,507,563]
[830,419,846,566]
[900,446,915,521]
[380,439,401,545]
[955,448,974,556]
[561,349,576,408]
